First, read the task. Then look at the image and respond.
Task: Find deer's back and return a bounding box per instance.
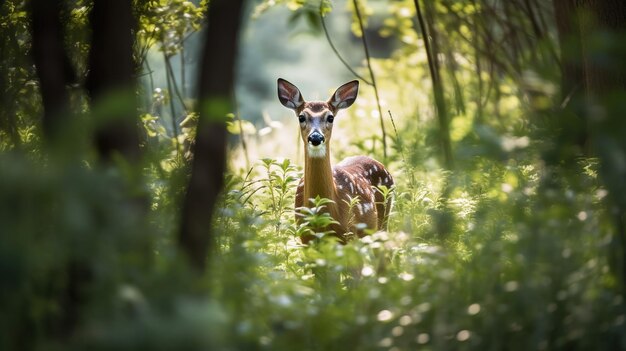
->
[334,156,394,230]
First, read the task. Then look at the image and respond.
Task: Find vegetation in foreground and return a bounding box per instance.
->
[1,0,625,350]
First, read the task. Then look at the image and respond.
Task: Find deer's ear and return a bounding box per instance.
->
[277,78,304,110]
[329,80,359,110]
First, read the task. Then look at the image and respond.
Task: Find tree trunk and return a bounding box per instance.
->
[30,0,72,141]
[553,0,584,99]
[549,0,590,164]
[86,0,139,161]
[569,0,626,291]
[414,0,453,171]
[179,0,244,271]
[578,0,626,95]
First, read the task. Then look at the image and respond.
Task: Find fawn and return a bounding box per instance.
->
[277,78,394,244]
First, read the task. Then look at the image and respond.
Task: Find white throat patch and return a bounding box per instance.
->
[307,143,326,158]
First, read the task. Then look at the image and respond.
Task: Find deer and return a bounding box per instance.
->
[277,78,394,244]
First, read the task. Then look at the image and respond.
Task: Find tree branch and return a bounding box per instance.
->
[319,1,372,85]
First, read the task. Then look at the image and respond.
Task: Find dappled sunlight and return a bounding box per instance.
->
[2,0,626,349]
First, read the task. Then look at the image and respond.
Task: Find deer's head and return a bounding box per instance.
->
[278,78,359,158]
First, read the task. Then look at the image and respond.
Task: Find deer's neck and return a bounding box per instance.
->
[303,148,337,206]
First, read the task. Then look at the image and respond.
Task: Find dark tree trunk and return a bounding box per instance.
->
[43,0,142,338]
[30,0,72,141]
[564,0,626,291]
[553,0,584,98]
[179,0,244,271]
[551,0,589,158]
[577,0,626,95]
[86,0,139,161]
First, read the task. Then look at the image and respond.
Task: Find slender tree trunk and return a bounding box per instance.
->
[580,0,626,292]
[30,0,71,141]
[553,0,588,154]
[414,0,453,170]
[86,0,139,161]
[414,0,454,240]
[30,2,78,338]
[563,0,626,292]
[577,1,626,94]
[553,0,584,99]
[179,0,244,272]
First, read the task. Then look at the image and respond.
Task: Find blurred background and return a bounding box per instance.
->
[2,0,626,350]
[144,1,398,165]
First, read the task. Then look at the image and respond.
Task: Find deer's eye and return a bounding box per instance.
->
[298,115,306,123]
[326,115,334,123]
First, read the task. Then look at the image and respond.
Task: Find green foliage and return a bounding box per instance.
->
[0,1,42,149]
[137,0,204,56]
[296,196,341,240]
[2,0,626,350]
[253,0,333,33]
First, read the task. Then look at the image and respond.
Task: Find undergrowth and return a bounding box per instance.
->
[1,124,623,350]
[193,144,622,350]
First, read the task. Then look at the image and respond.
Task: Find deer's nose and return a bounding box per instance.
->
[308,132,325,146]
